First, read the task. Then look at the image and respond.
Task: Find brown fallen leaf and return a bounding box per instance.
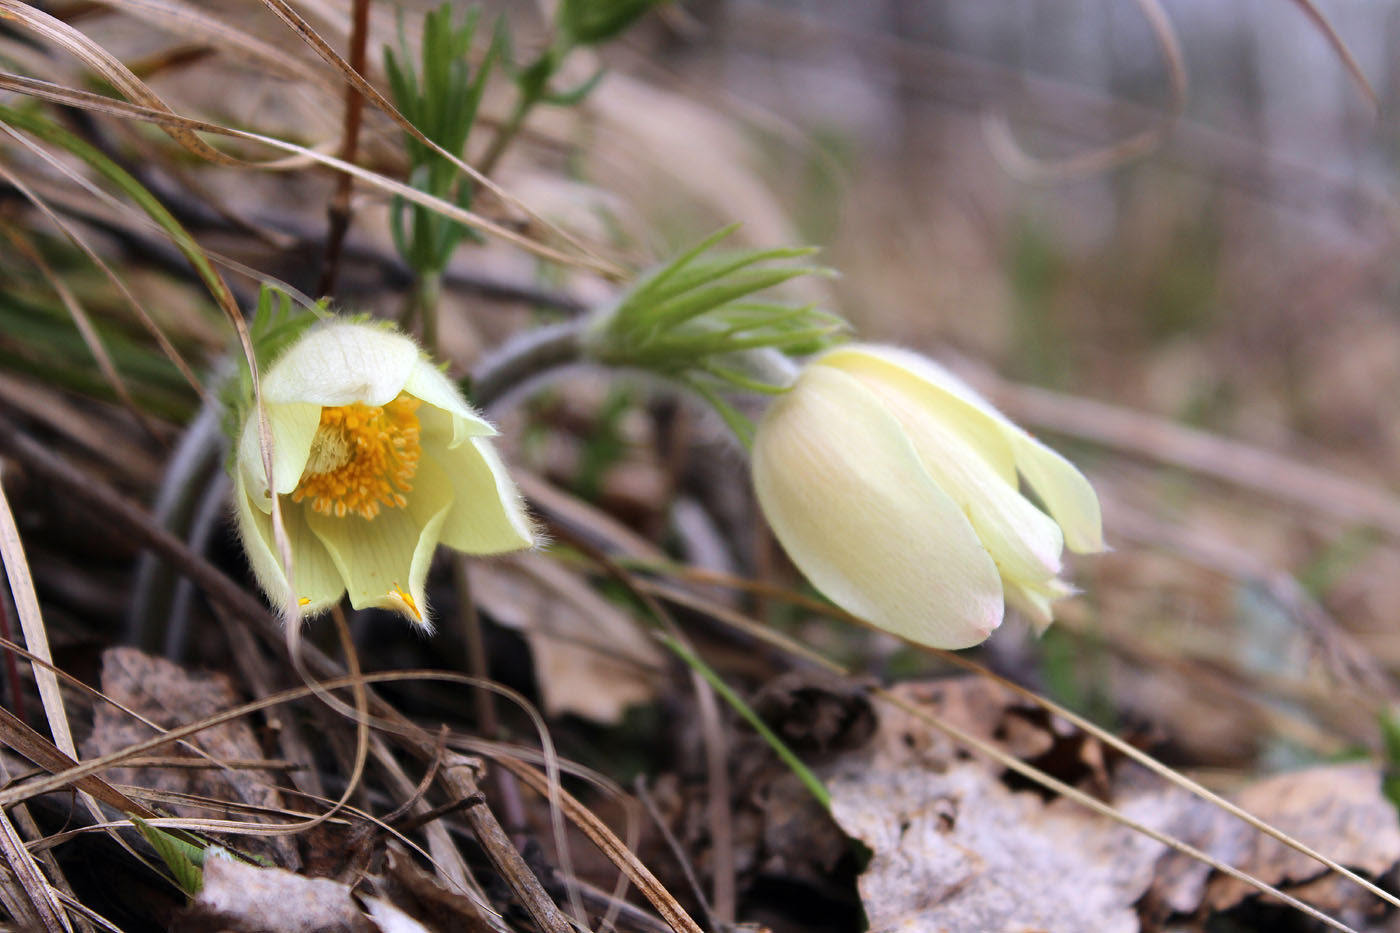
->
[1173,762,1400,927]
[83,647,299,868]
[825,678,1400,932]
[472,553,663,723]
[827,756,1182,933]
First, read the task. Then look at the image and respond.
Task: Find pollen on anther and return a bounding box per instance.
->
[291,394,422,521]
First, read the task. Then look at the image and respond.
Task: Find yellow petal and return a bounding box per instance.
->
[431,440,537,554]
[404,360,497,449]
[753,365,1004,649]
[237,401,321,504]
[304,459,453,629]
[821,343,1104,555]
[232,471,344,613]
[838,361,1065,586]
[819,345,1016,482]
[262,322,420,407]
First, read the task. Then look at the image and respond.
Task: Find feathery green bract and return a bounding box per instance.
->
[590,226,841,375]
[385,4,502,278]
[585,227,842,446]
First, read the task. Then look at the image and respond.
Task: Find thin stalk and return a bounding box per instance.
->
[470,320,584,408]
[477,82,540,178]
[317,0,372,296]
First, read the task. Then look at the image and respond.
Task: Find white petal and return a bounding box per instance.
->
[304,468,453,628]
[238,401,322,503]
[846,372,1065,586]
[232,471,344,613]
[1010,432,1105,554]
[819,344,1016,482]
[431,440,537,554]
[404,360,496,449]
[753,365,1004,649]
[262,322,420,407]
[820,344,1105,555]
[1004,576,1076,634]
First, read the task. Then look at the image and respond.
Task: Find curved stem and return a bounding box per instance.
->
[469,320,584,409]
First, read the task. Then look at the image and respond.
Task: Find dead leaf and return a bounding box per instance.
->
[472,553,663,723]
[181,851,372,933]
[826,678,1400,931]
[83,647,298,868]
[822,679,1186,932]
[1177,762,1400,924]
[828,758,1182,933]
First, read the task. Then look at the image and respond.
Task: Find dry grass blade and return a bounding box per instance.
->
[982,0,1186,180]
[0,122,206,399]
[0,669,461,809]
[0,470,77,763]
[252,0,626,277]
[0,807,69,933]
[499,756,705,933]
[0,0,247,167]
[0,705,157,818]
[88,0,330,86]
[0,222,152,437]
[0,71,620,275]
[1289,0,1378,111]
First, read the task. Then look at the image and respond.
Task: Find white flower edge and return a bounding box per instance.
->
[753,363,1006,649]
[818,345,1105,555]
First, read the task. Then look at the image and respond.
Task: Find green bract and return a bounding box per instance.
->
[233,320,535,628]
[752,344,1104,649]
[584,227,841,443]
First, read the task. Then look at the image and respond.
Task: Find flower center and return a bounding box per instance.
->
[291,395,421,520]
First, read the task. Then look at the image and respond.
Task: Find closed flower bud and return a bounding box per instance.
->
[751,344,1104,649]
[233,320,536,628]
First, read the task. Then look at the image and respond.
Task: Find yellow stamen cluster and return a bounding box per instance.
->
[292,395,421,520]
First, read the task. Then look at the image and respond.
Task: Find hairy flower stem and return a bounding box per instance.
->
[469,320,584,408]
[469,319,804,418]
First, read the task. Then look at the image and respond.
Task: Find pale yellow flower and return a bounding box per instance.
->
[752,344,1103,649]
[233,320,535,627]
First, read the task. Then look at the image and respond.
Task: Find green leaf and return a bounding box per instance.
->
[558,0,664,45]
[383,3,502,278]
[131,816,206,895]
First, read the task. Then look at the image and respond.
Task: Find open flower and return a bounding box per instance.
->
[233,320,535,628]
[751,344,1103,649]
